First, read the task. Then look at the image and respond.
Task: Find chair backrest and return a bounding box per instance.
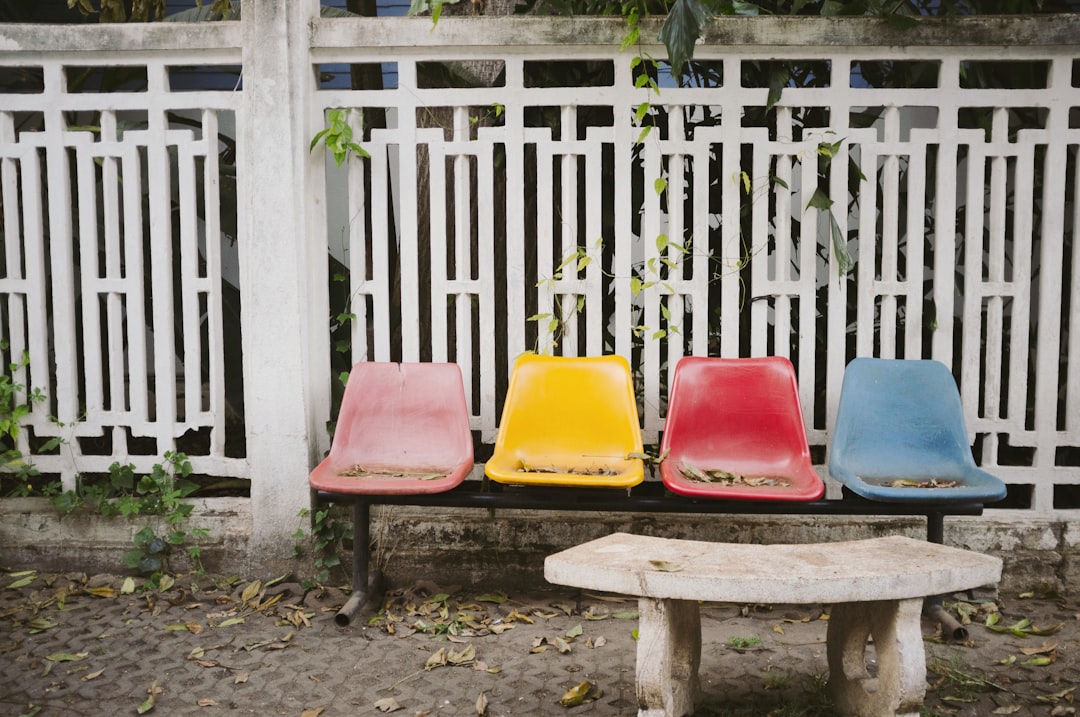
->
[485,354,644,488]
[659,356,825,501]
[308,362,474,495]
[830,358,976,479]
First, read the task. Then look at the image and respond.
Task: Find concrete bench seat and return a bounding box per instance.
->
[544,532,1002,717]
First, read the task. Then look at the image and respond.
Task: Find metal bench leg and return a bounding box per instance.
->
[827,598,925,717]
[924,511,968,640]
[335,499,373,626]
[635,597,701,717]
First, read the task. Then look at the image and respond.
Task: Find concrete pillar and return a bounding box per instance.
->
[827,598,926,717]
[239,0,331,574]
[636,597,701,717]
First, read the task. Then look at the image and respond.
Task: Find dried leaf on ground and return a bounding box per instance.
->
[46,652,88,662]
[560,680,601,707]
[448,643,476,665]
[241,580,261,606]
[425,647,447,670]
[8,571,37,589]
[476,691,488,716]
[1020,642,1059,656]
[373,697,401,712]
[137,680,162,714]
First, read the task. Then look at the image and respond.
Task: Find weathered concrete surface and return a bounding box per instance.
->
[544,533,1001,717]
[543,533,1002,604]
[1,500,1075,594]
[0,497,251,576]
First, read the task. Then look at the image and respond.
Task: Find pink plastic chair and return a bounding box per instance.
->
[659,356,825,501]
[309,362,474,496]
[309,362,474,625]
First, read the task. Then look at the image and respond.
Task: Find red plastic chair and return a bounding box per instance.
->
[659,356,825,501]
[309,362,474,496]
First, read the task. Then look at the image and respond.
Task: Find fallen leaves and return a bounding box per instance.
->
[679,462,790,487]
[46,651,88,662]
[985,613,1062,638]
[137,680,162,714]
[517,460,617,476]
[559,680,603,707]
[339,465,448,481]
[7,570,37,589]
[884,478,960,489]
[372,698,400,713]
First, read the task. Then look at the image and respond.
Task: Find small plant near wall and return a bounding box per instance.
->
[0,341,58,492]
[51,452,208,589]
[294,505,350,589]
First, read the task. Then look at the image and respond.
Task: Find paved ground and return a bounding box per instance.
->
[0,569,1077,717]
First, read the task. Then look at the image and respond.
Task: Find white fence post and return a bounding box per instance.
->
[240,0,330,572]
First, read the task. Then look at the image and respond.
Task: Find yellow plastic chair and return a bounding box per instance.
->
[485,354,645,488]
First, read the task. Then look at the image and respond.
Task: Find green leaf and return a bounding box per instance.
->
[46,652,88,662]
[654,177,667,196]
[658,0,709,77]
[883,13,919,31]
[829,211,855,278]
[805,187,834,212]
[767,65,790,111]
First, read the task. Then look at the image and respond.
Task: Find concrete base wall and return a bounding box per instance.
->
[1,498,1075,595]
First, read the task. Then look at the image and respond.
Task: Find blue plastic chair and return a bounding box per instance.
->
[829,358,1007,505]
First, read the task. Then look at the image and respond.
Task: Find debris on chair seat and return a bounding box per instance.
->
[516,461,618,476]
[679,461,790,487]
[877,477,961,489]
[337,465,448,480]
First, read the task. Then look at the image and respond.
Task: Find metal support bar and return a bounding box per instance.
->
[315,486,984,634]
[315,482,984,519]
[923,511,968,640]
[334,499,371,626]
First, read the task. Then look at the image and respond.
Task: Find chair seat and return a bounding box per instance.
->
[485,354,645,489]
[659,356,825,502]
[308,362,474,496]
[828,358,1007,505]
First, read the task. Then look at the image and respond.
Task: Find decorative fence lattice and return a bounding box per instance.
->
[0,40,246,487]
[1,16,1078,523]
[314,19,1079,513]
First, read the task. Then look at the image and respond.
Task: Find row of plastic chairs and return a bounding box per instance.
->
[309,355,1007,508]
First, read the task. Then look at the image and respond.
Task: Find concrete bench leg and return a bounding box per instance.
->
[636,598,701,717]
[827,598,926,717]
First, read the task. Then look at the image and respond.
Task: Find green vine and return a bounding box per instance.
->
[50,453,207,589]
[310,108,371,167]
[294,505,350,589]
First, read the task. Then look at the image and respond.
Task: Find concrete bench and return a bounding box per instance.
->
[544,532,1002,717]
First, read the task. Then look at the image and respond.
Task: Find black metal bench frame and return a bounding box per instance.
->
[313,479,985,631]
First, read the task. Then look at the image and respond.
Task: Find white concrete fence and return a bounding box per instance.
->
[1,5,1078,570]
